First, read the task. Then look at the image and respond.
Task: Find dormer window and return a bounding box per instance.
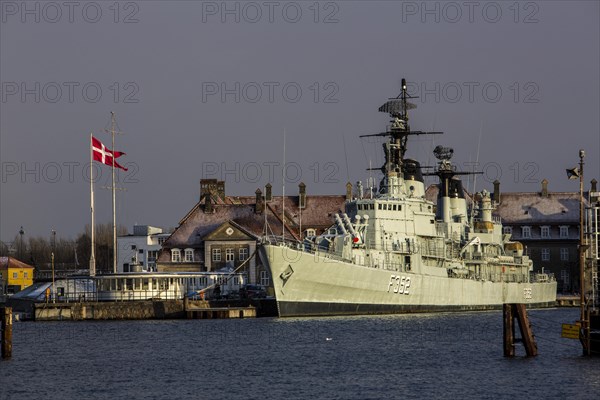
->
[521,226,531,239]
[541,226,551,239]
[171,248,181,262]
[184,248,194,262]
[503,226,512,236]
[559,226,569,238]
[305,228,316,237]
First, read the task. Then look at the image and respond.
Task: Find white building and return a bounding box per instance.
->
[117,225,170,273]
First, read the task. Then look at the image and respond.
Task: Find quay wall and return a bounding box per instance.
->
[34,300,185,321]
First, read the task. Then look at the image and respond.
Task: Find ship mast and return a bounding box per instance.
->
[360,78,443,193]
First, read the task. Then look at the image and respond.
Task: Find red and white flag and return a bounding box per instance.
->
[91,136,128,171]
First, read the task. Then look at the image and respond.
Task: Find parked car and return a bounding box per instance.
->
[239,284,267,299]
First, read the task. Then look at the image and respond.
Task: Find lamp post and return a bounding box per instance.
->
[567,149,589,355]
[18,226,24,261]
[51,229,56,304]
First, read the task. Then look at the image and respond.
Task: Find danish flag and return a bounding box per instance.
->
[91,136,128,171]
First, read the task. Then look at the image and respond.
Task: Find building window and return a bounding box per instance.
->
[503,226,512,235]
[13,272,18,279]
[158,237,166,245]
[541,248,550,261]
[184,248,194,262]
[560,270,570,286]
[24,272,28,279]
[559,226,569,238]
[521,226,531,238]
[260,270,270,286]
[560,248,569,261]
[239,247,248,261]
[226,248,234,262]
[147,250,158,261]
[171,249,181,262]
[212,248,221,262]
[541,226,551,239]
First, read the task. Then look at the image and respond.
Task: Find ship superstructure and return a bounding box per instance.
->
[260,80,557,317]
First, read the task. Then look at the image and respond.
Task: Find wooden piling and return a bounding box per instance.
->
[503,304,515,357]
[503,303,537,357]
[1,306,13,359]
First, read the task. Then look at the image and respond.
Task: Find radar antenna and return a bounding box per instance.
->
[360,78,443,178]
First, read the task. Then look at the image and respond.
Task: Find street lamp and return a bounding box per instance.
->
[51,229,56,304]
[18,226,24,261]
[567,149,589,355]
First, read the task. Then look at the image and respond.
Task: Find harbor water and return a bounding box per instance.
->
[2,308,599,399]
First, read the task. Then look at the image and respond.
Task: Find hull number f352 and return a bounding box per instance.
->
[388,275,411,294]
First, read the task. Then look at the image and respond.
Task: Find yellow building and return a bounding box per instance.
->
[0,256,35,295]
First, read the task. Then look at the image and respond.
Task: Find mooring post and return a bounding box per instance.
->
[515,304,538,356]
[503,303,515,357]
[1,306,13,359]
[503,303,538,357]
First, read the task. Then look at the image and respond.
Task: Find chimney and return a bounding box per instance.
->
[346,182,353,201]
[541,178,548,197]
[204,193,213,213]
[298,182,306,209]
[200,179,216,201]
[200,179,226,201]
[493,180,500,204]
[217,180,225,200]
[255,188,264,214]
[591,179,598,202]
[265,183,272,202]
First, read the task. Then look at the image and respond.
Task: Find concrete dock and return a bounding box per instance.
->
[27,298,271,321]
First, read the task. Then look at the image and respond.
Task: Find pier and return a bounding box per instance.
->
[25,298,272,321]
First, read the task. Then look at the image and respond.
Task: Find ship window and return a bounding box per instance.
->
[378,204,382,210]
[358,204,362,210]
[393,205,397,211]
[370,204,374,210]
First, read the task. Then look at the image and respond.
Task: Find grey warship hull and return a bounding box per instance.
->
[262,244,557,317]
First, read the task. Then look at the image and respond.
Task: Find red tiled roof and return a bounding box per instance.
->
[0,257,34,270]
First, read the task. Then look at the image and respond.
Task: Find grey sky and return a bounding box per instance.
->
[1,0,599,242]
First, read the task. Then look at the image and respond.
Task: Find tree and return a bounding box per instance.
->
[76,223,127,274]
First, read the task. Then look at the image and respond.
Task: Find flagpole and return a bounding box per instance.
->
[89,133,96,277]
[111,112,117,274]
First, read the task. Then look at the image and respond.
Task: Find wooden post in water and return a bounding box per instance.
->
[1,306,13,359]
[503,304,515,357]
[503,303,537,357]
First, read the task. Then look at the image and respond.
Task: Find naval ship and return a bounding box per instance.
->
[260,79,557,317]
